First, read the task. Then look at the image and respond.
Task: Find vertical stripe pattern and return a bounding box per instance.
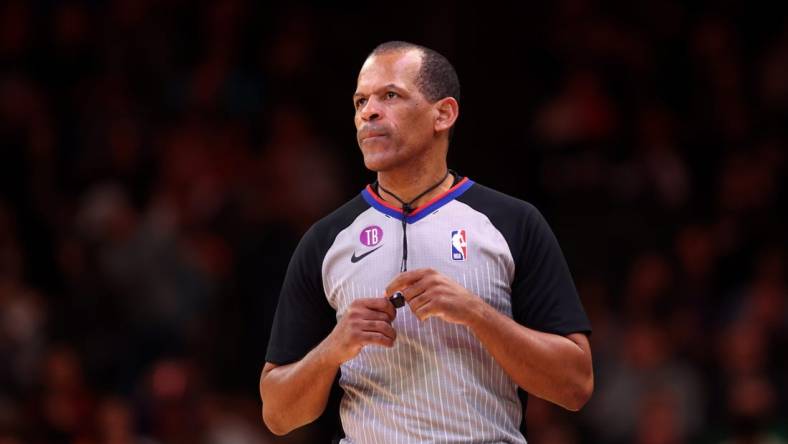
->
[323,201,526,443]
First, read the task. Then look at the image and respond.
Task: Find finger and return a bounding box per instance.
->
[361,320,397,341]
[401,279,430,302]
[385,268,434,295]
[355,310,391,323]
[361,297,396,321]
[407,289,432,312]
[412,299,438,322]
[361,331,394,348]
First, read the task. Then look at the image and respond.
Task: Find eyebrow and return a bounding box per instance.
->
[353,83,406,99]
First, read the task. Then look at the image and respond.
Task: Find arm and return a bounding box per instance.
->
[260,345,339,435]
[386,269,593,411]
[466,302,593,411]
[260,297,397,435]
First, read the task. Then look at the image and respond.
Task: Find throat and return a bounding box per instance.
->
[375,169,453,211]
[369,169,461,273]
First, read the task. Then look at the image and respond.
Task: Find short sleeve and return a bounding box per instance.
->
[510,205,591,336]
[265,225,337,365]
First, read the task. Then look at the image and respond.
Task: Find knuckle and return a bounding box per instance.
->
[351,307,366,317]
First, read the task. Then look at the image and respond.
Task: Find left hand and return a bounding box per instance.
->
[385,268,485,325]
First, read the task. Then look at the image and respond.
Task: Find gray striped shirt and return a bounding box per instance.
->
[266,179,591,443]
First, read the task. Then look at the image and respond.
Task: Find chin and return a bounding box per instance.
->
[360,145,401,172]
[362,154,391,172]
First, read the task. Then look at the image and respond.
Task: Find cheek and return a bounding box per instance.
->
[398,107,432,135]
[413,106,435,130]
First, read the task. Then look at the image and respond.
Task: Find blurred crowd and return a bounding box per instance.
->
[0,1,785,443]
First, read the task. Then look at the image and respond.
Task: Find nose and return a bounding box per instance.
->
[359,97,381,122]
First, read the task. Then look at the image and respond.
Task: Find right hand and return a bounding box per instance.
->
[325,297,397,365]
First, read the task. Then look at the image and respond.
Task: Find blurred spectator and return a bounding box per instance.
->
[0,1,785,442]
[587,320,704,443]
[32,345,95,442]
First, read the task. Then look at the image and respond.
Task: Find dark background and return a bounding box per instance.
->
[0,1,786,443]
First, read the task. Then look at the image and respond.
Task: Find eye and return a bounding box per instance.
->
[354,98,367,109]
[385,91,398,100]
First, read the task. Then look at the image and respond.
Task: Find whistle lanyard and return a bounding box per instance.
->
[374,170,454,272]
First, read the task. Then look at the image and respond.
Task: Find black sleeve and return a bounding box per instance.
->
[457,184,590,336]
[510,204,591,336]
[265,224,337,365]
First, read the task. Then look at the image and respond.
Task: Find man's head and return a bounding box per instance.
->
[354,41,460,172]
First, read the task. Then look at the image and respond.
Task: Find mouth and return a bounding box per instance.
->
[360,134,387,143]
[358,127,389,144]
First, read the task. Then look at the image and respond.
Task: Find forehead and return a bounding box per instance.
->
[356,49,422,93]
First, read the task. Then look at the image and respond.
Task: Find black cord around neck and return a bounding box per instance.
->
[374,169,452,272]
[376,169,451,213]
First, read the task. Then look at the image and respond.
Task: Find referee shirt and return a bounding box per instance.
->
[266,175,591,443]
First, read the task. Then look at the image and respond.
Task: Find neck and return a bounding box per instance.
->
[376,161,452,209]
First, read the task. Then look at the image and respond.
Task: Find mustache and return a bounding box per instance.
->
[357,125,389,142]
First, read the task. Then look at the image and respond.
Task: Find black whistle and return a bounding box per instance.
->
[389,291,405,308]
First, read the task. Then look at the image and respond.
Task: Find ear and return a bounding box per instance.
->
[433,97,459,134]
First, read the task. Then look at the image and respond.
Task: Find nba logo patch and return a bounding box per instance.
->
[451,230,467,261]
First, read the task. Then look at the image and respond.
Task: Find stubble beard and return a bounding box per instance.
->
[359,132,435,174]
[360,139,404,172]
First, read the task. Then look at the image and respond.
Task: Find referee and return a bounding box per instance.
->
[260,41,593,443]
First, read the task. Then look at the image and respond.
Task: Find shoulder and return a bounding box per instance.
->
[280,193,371,290]
[301,193,370,252]
[457,182,559,265]
[457,182,540,226]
